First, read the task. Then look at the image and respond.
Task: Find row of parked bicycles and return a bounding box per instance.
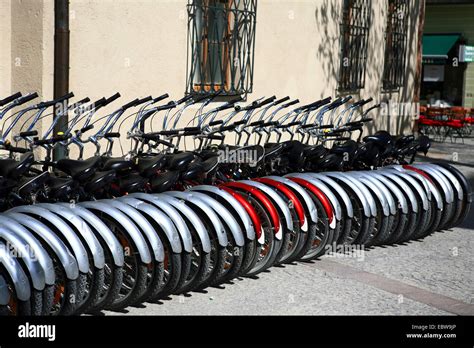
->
[0,91,470,316]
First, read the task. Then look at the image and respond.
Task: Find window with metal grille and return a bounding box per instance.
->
[382,0,409,90]
[186,0,257,97]
[338,0,372,91]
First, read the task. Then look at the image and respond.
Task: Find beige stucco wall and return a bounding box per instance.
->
[2,0,421,157]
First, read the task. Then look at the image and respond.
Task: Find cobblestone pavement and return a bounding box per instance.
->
[105,137,474,316]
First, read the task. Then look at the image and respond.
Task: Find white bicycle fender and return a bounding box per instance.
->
[104,199,167,260]
[411,165,455,204]
[305,173,354,218]
[175,191,245,247]
[5,212,79,280]
[119,196,181,256]
[0,215,55,285]
[0,246,31,301]
[128,193,205,253]
[0,226,46,291]
[382,168,431,211]
[57,203,124,267]
[160,192,229,247]
[190,185,256,240]
[370,172,409,214]
[346,172,394,216]
[421,164,463,201]
[39,203,105,269]
[324,172,376,217]
[79,201,152,264]
[9,205,90,274]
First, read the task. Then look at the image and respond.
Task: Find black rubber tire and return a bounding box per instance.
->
[291,221,317,261]
[220,244,244,283]
[154,252,181,299]
[241,195,278,277]
[300,200,331,261]
[134,262,164,305]
[385,212,408,244]
[107,262,148,311]
[197,247,227,289]
[438,202,454,231]
[57,279,78,316]
[88,266,123,313]
[42,284,55,315]
[75,268,105,314]
[174,253,192,293]
[31,289,43,316]
[238,238,258,276]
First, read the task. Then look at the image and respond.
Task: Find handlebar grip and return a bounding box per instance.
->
[8,146,29,154]
[39,92,75,108]
[75,97,91,105]
[0,92,22,106]
[158,130,179,136]
[183,130,201,136]
[184,126,201,132]
[283,99,300,108]
[257,96,277,108]
[176,95,194,105]
[141,133,160,140]
[249,120,264,127]
[361,97,374,106]
[232,120,247,127]
[19,130,38,138]
[122,98,139,110]
[104,132,121,138]
[17,92,39,106]
[80,124,95,133]
[153,93,169,103]
[156,139,174,148]
[361,118,373,123]
[216,97,243,111]
[273,96,290,106]
[261,121,279,128]
[105,92,121,106]
[219,125,236,132]
[135,96,152,106]
[277,121,301,129]
[209,120,224,127]
[92,97,106,109]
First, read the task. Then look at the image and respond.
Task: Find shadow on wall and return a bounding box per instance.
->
[314,0,419,136]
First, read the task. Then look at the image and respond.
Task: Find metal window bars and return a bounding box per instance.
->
[382,0,409,90]
[186,0,257,97]
[338,0,372,92]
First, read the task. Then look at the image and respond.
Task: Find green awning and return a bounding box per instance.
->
[423,34,460,59]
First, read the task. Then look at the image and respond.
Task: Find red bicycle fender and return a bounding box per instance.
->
[221,182,281,234]
[287,177,334,225]
[252,177,306,229]
[219,186,262,239]
[402,165,434,184]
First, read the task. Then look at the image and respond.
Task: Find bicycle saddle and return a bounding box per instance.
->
[136,154,167,178]
[56,156,101,182]
[0,152,34,179]
[84,170,116,193]
[150,170,179,193]
[201,156,219,174]
[119,173,148,193]
[319,153,344,171]
[364,131,393,147]
[181,161,205,181]
[264,143,284,160]
[331,140,358,156]
[102,157,133,172]
[17,171,50,196]
[47,175,76,199]
[166,152,195,171]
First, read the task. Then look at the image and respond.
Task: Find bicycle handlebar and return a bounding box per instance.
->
[0,92,22,107]
[37,92,74,109]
